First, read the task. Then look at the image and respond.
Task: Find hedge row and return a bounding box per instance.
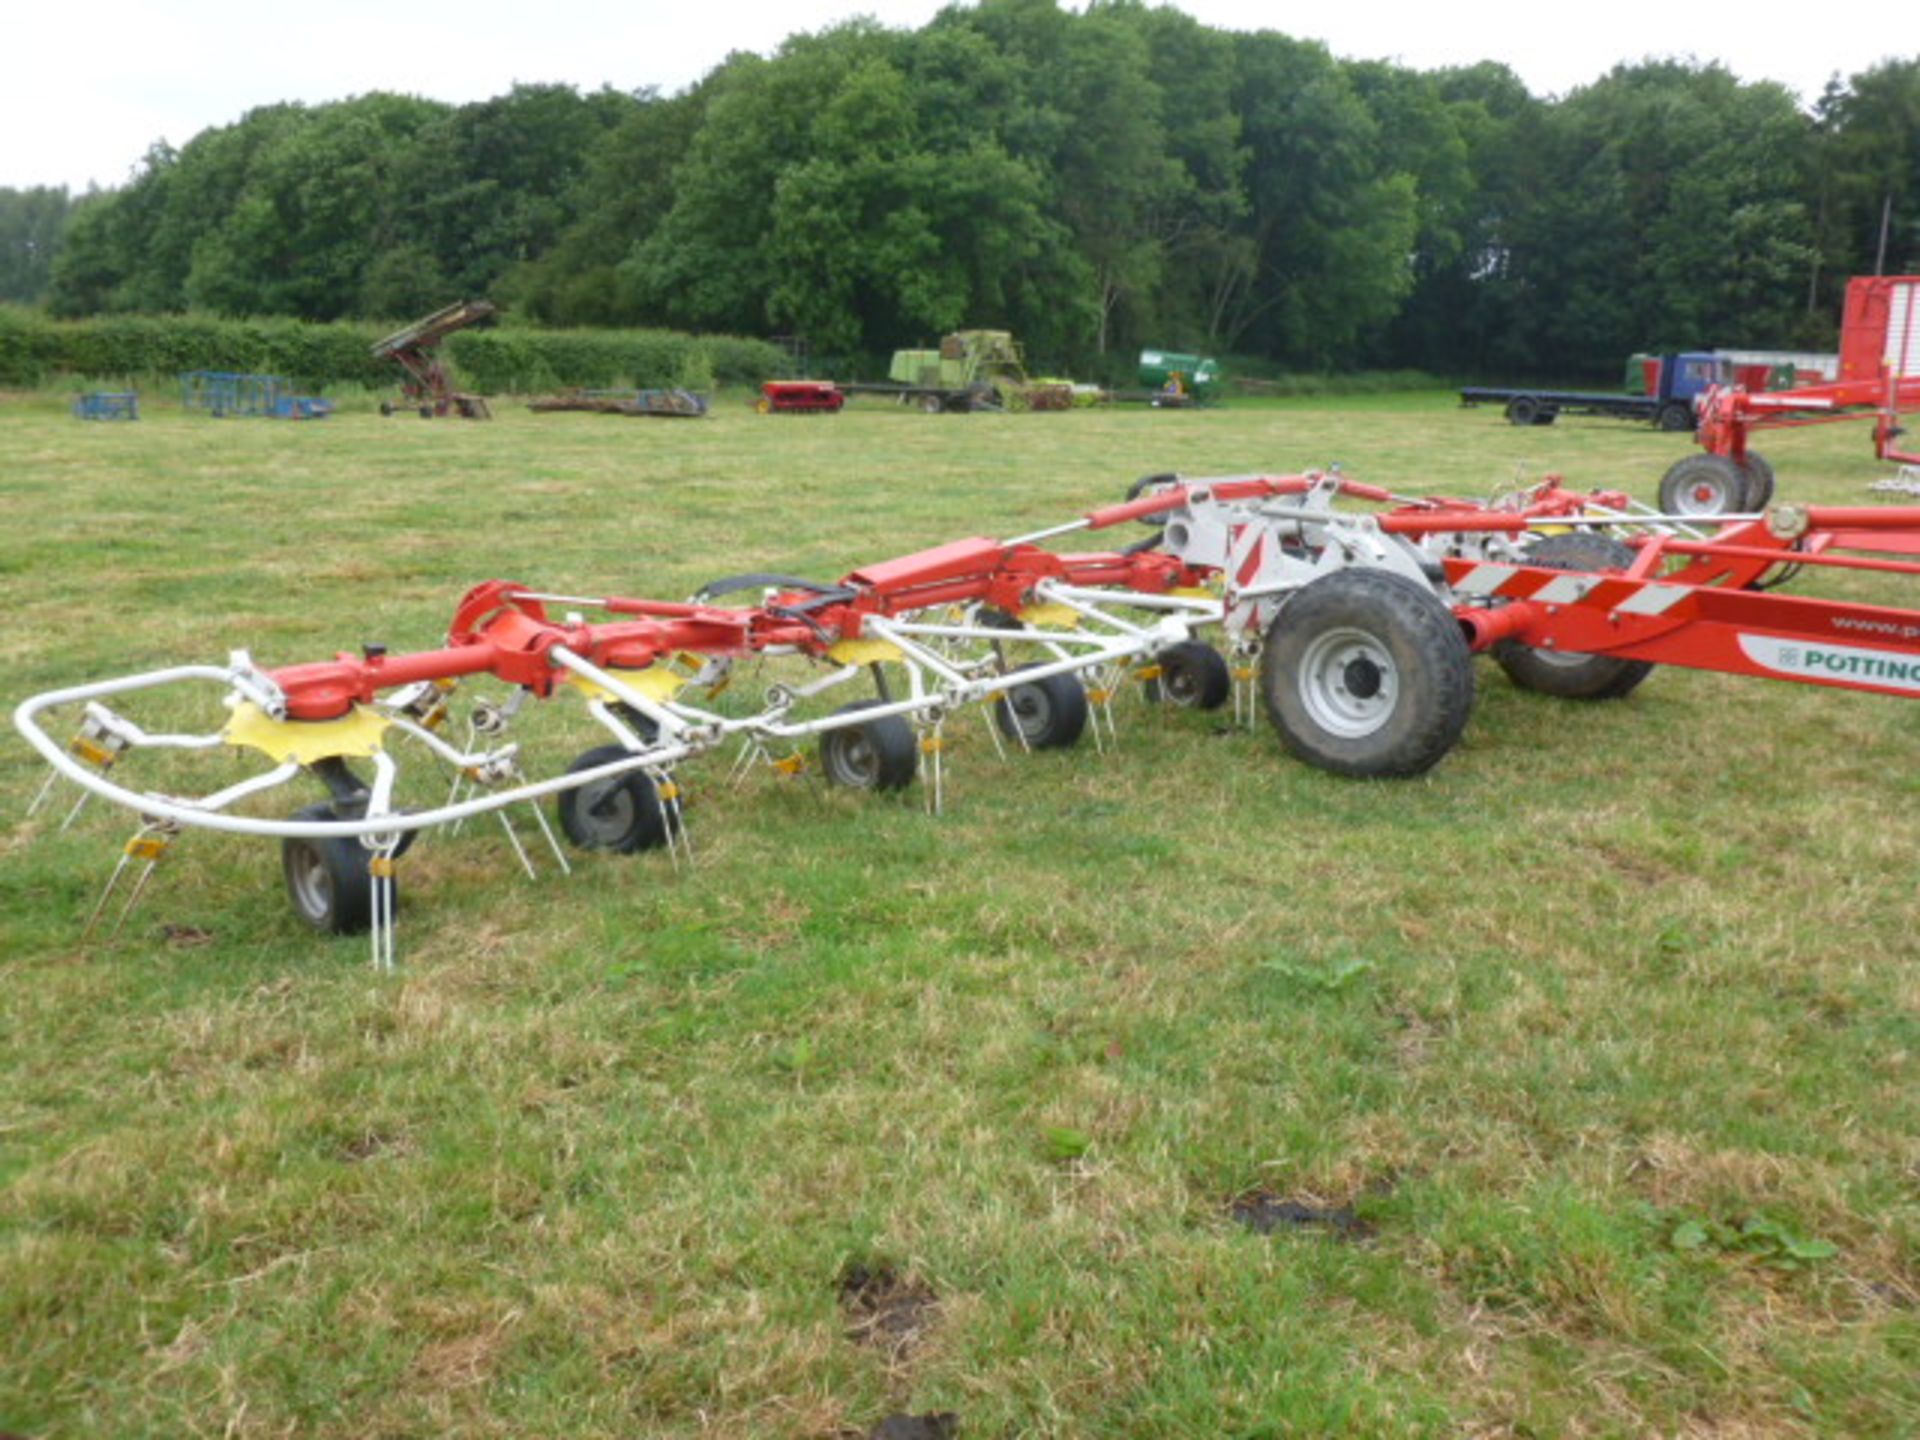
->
[0,308,785,392]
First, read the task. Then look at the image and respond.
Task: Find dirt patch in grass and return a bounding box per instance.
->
[861,1415,959,1440]
[1230,1192,1376,1240]
[838,1263,940,1360]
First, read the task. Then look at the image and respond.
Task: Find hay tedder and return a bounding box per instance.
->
[16,470,1920,965]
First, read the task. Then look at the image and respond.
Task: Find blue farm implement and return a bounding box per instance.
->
[180,372,333,420]
[71,392,138,421]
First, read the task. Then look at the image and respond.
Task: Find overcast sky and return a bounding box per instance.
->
[1,0,1909,192]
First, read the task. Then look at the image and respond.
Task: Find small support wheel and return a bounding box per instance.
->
[1492,533,1654,700]
[1658,454,1747,517]
[918,393,944,414]
[995,666,1089,749]
[1146,641,1232,710]
[819,700,917,792]
[1504,396,1540,426]
[1260,569,1474,777]
[1737,450,1775,510]
[555,745,669,853]
[281,801,389,935]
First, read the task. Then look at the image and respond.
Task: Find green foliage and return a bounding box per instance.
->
[1668,1214,1840,1269]
[0,187,77,305]
[0,309,782,391]
[23,8,1920,380]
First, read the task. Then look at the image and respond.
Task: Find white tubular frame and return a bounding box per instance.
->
[12,582,1225,848]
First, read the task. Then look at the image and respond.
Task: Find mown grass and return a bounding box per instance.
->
[2,387,1917,1438]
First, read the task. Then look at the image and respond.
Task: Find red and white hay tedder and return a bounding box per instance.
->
[16,471,1920,964]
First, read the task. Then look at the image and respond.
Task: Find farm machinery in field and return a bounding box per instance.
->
[1659,275,1920,516]
[371,299,497,420]
[16,469,1920,965]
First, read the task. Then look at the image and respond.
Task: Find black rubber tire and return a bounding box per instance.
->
[1260,569,1474,778]
[819,700,917,792]
[378,400,393,417]
[994,665,1089,749]
[918,393,944,414]
[1657,400,1695,432]
[555,744,669,853]
[1146,641,1232,710]
[1738,450,1776,510]
[281,801,390,935]
[1658,454,1748,518]
[1505,396,1540,426]
[1492,533,1654,700]
[1126,472,1182,526]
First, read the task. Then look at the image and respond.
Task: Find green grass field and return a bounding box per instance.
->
[2,388,1917,1438]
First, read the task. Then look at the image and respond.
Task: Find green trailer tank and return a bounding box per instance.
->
[1138,349,1220,402]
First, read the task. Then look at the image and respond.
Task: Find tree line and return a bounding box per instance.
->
[3,0,1915,380]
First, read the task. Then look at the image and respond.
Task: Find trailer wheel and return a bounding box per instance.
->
[555,745,669,853]
[1658,454,1747,517]
[918,393,944,414]
[819,700,917,792]
[1657,400,1694,432]
[1504,397,1541,426]
[1493,533,1654,700]
[995,666,1089,749]
[1738,450,1776,510]
[282,802,390,935]
[1146,641,1232,710]
[1260,569,1474,778]
[1125,472,1182,526]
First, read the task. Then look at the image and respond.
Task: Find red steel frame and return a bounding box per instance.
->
[1436,508,1920,697]
[257,542,1196,723]
[1698,275,1920,467]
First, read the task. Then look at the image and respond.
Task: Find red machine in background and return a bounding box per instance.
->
[1670,276,1920,513]
[758,380,846,414]
[372,300,498,420]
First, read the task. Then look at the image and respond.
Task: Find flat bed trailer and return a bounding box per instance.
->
[1458,386,1696,431]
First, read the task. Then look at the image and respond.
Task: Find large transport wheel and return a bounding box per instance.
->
[1260,569,1474,778]
[1146,641,1232,710]
[1504,396,1541,426]
[1492,533,1654,700]
[1657,400,1694,432]
[1738,450,1776,510]
[819,700,917,792]
[1658,454,1748,517]
[995,665,1090,750]
[282,801,390,935]
[555,744,669,853]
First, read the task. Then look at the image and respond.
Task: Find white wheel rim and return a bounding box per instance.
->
[1298,627,1397,738]
[577,781,635,844]
[286,841,333,922]
[827,730,878,787]
[1007,684,1051,739]
[1676,473,1736,516]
